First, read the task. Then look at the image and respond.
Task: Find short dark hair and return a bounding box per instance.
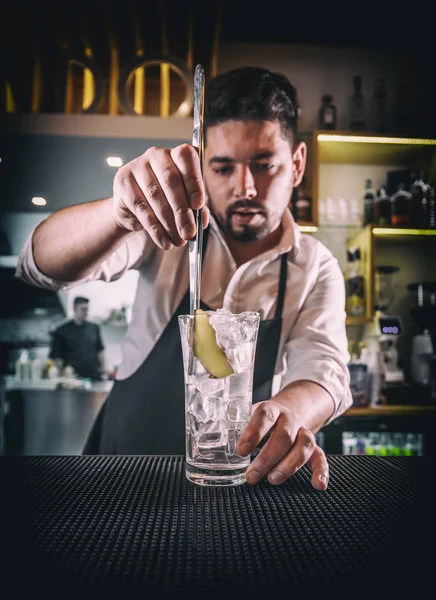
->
[204,66,299,145]
[73,296,89,308]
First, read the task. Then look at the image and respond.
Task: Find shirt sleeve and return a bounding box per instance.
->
[96,326,105,353]
[15,222,155,292]
[281,250,353,425]
[49,329,66,363]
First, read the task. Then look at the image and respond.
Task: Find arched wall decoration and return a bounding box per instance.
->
[118,53,194,117]
[66,53,106,114]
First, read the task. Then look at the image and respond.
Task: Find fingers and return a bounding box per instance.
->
[236,401,282,458]
[244,412,300,485]
[202,204,210,229]
[309,445,329,491]
[132,162,185,248]
[113,144,206,248]
[170,144,206,211]
[113,169,172,249]
[237,404,329,491]
[260,426,318,486]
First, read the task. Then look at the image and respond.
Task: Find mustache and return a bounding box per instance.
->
[227,200,266,214]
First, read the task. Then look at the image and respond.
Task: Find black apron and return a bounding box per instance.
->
[83,227,288,455]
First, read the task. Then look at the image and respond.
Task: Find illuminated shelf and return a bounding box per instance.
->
[315,130,436,165]
[372,227,436,238]
[298,224,318,233]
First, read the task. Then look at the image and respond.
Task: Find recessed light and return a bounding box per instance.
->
[107,156,123,167]
[32,197,47,206]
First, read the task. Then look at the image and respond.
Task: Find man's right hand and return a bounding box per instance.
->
[113,143,210,250]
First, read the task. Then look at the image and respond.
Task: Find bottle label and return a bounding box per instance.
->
[325,108,334,124]
[391,214,411,226]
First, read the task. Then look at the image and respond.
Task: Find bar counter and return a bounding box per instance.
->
[1,455,434,597]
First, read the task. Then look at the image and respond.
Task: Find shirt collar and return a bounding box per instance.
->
[208,206,301,262]
[277,207,301,258]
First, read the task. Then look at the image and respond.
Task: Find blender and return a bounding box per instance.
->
[374,266,404,383]
[407,282,436,386]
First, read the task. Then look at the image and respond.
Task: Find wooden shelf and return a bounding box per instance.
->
[343,405,436,417]
[346,316,373,326]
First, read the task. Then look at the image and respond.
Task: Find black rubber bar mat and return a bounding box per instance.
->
[1,455,435,597]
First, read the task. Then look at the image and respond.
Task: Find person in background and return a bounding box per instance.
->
[16,66,353,489]
[50,296,106,381]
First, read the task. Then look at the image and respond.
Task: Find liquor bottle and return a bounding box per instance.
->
[427,185,436,229]
[362,178,376,226]
[349,75,366,130]
[410,171,428,227]
[318,94,337,130]
[374,186,391,226]
[390,183,412,227]
[345,247,365,317]
[371,78,388,133]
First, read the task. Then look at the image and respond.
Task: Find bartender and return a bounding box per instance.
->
[15,66,353,489]
[50,296,106,381]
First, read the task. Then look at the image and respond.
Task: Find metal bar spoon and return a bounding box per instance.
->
[188,64,205,375]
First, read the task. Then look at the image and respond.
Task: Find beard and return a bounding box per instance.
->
[211,199,272,243]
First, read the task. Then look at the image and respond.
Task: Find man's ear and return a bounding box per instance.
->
[292,141,307,188]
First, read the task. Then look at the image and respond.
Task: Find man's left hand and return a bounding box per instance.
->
[235,400,329,490]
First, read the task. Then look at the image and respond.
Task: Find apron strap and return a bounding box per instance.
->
[274,253,289,319]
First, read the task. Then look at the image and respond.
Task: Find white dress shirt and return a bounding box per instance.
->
[16,207,352,424]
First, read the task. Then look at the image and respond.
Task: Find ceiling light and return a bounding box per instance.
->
[32,196,47,206]
[107,156,123,167]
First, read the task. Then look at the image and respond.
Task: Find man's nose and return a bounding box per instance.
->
[234,165,257,200]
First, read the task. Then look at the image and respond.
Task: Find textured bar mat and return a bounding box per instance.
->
[1,455,435,596]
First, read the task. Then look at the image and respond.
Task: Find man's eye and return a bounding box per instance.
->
[251,163,273,172]
[214,167,233,175]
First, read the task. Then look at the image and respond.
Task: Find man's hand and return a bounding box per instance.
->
[113,144,209,249]
[236,400,329,491]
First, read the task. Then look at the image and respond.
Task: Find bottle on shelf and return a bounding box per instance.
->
[356,434,366,455]
[374,185,391,226]
[15,349,31,381]
[30,357,42,381]
[344,246,366,317]
[378,432,390,456]
[364,432,379,456]
[410,171,428,228]
[362,178,376,226]
[349,75,366,131]
[404,433,422,456]
[390,183,412,227]
[427,185,436,229]
[371,78,388,133]
[318,94,337,130]
[392,433,406,456]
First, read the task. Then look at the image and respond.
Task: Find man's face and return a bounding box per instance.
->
[74,302,89,322]
[204,120,305,242]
